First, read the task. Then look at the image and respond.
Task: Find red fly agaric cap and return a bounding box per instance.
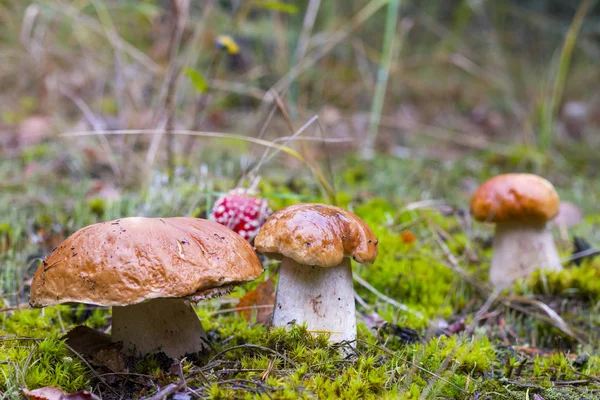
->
[211,189,271,241]
[29,217,263,307]
[254,203,378,267]
[470,173,560,223]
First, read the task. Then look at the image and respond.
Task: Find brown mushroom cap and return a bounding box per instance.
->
[470,173,560,223]
[254,203,378,267]
[30,217,263,307]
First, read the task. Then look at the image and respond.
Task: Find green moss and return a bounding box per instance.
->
[0,336,90,393]
[0,222,11,235]
[87,197,107,218]
[478,378,600,400]
[477,380,522,399]
[532,352,600,380]
[419,334,494,375]
[1,309,65,337]
[386,334,496,398]
[352,199,458,327]
[521,262,600,302]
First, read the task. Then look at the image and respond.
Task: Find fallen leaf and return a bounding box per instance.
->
[22,386,101,400]
[63,326,126,372]
[513,346,545,356]
[22,387,65,400]
[236,277,275,324]
[400,231,416,245]
[62,325,112,357]
[93,344,127,372]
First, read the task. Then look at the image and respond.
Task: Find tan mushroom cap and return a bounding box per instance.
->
[470,173,559,223]
[254,203,378,267]
[30,217,263,307]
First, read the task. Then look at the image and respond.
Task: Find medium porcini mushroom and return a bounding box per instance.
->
[29,217,263,358]
[254,203,378,344]
[470,173,562,288]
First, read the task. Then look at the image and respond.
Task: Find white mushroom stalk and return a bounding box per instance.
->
[489,221,561,288]
[112,284,236,357]
[112,298,208,357]
[272,257,356,344]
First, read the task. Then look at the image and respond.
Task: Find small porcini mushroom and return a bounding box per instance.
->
[254,203,378,344]
[29,217,263,358]
[470,173,562,288]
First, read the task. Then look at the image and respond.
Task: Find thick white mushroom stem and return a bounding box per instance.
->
[490,221,562,288]
[112,298,207,358]
[272,257,356,345]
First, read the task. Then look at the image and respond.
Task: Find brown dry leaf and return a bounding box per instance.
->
[93,344,127,372]
[22,387,65,400]
[512,346,545,356]
[400,231,416,245]
[63,326,126,372]
[513,346,578,361]
[236,276,275,324]
[63,326,111,356]
[22,386,100,400]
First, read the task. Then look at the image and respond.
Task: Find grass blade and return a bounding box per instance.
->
[362,0,401,159]
[539,0,592,151]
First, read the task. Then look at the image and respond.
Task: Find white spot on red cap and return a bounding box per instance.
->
[209,190,272,241]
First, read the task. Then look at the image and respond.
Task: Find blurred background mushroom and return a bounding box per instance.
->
[470,173,562,288]
[210,187,272,242]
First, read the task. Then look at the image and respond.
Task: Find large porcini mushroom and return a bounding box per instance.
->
[254,203,378,344]
[29,217,263,358]
[470,173,562,288]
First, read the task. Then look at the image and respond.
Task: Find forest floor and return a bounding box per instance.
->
[2,1,600,398]
[1,133,600,399]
